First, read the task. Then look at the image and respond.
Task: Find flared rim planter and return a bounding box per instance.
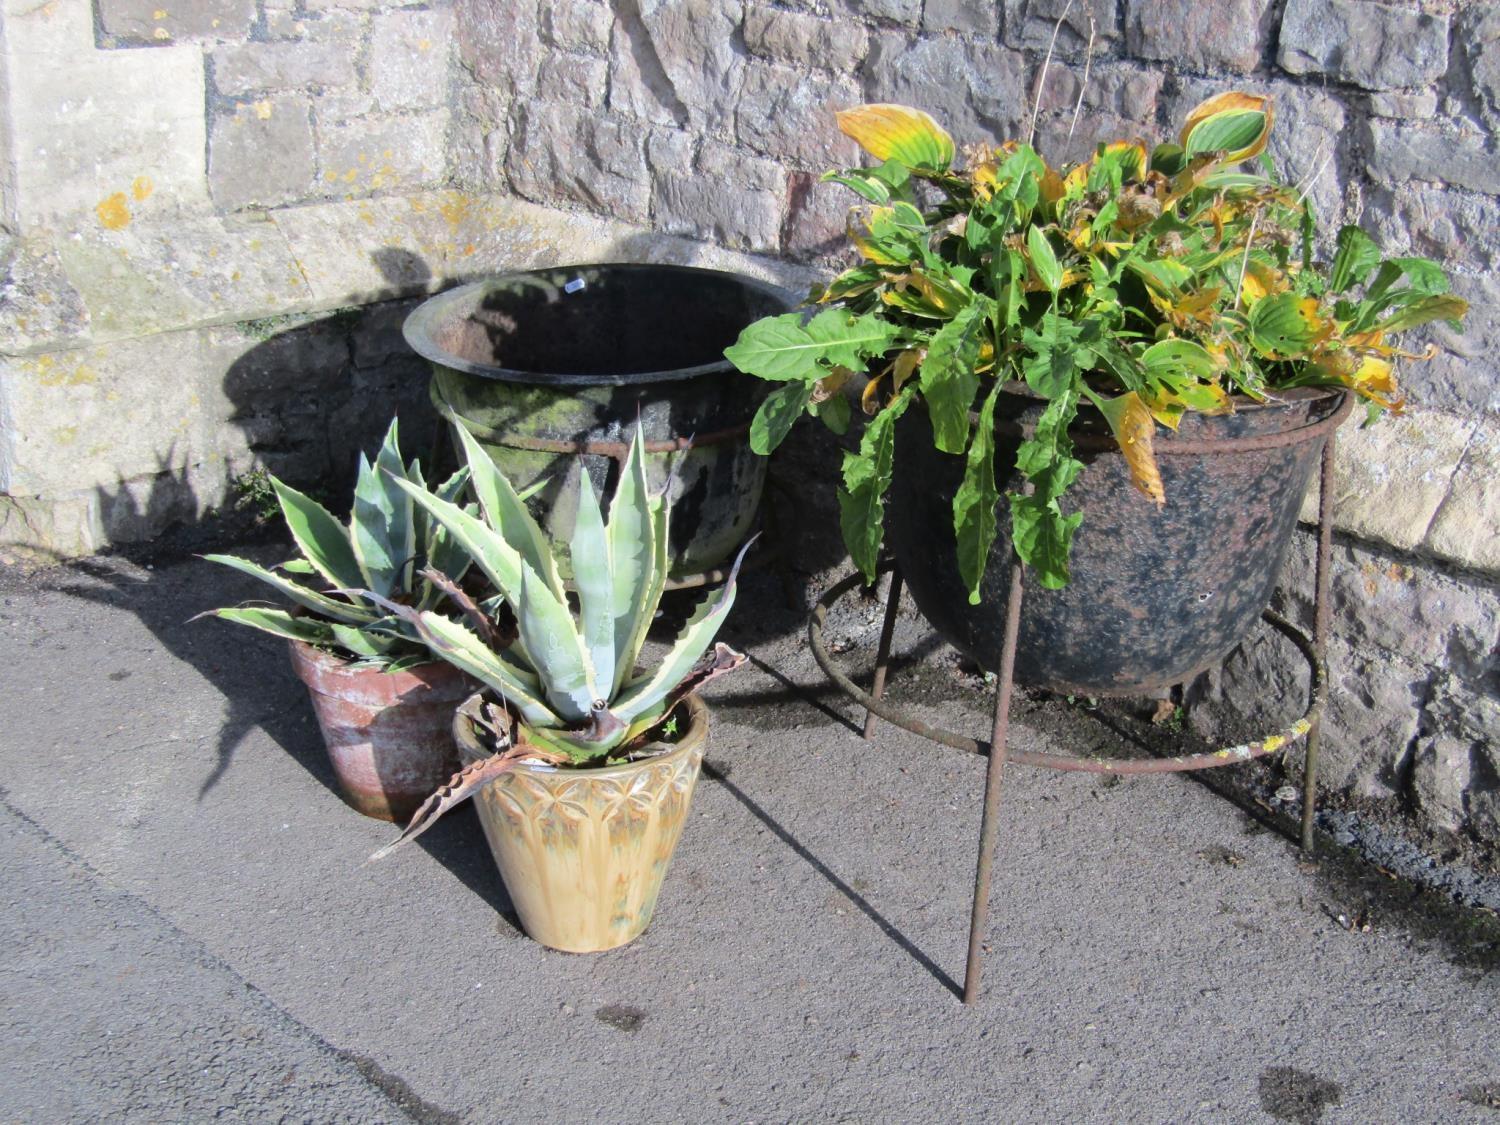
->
[452,691,709,953]
[287,640,471,822]
[404,264,795,578]
[886,386,1352,696]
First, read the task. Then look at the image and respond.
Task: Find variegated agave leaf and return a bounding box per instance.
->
[367,741,568,861]
[350,418,416,598]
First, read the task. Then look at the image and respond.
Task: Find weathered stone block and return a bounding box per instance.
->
[1365,120,1500,198]
[98,0,256,42]
[782,171,856,264]
[369,6,456,112]
[1427,418,1500,574]
[507,104,649,222]
[1262,83,1345,231]
[1298,410,1475,553]
[1279,0,1448,91]
[1034,64,1162,122]
[538,53,610,107]
[1410,734,1472,834]
[652,144,785,253]
[54,214,313,344]
[922,0,999,38]
[1398,271,1500,417]
[261,6,366,42]
[211,40,357,96]
[735,63,861,169]
[540,0,614,54]
[210,98,318,211]
[457,0,540,98]
[2,0,208,227]
[845,0,920,25]
[1004,0,1119,54]
[608,0,745,133]
[1465,8,1500,117]
[743,6,868,71]
[316,111,450,197]
[1365,187,1500,273]
[1125,0,1273,74]
[863,35,1029,148]
[1367,90,1438,119]
[0,237,91,355]
[450,87,512,191]
[0,334,221,496]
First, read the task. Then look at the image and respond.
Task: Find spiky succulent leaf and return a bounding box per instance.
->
[389,475,532,607]
[607,429,666,697]
[270,479,364,592]
[350,419,416,597]
[570,466,617,696]
[452,421,566,603]
[202,553,378,626]
[517,564,598,722]
[205,607,336,647]
[610,538,750,724]
[418,466,475,609]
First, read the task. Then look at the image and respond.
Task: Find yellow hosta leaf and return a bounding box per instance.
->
[860,372,886,415]
[1352,355,1396,396]
[1062,163,1088,197]
[1094,391,1165,506]
[836,104,955,169]
[846,209,901,265]
[1179,91,1274,165]
[891,348,922,392]
[971,160,999,201]
[1098,140,1148,181]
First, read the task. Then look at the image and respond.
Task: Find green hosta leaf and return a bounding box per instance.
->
[570,465,616,697]
[812,390,852,435]
[516,563,596,722]
[821,169,893,204]
[607,429,666,697]
[838,385,916,584]
[1248,292,1321,358]
[1329,225,1382,294]
[452,422,566,603]
[207,607,336,647]
[271,479,363,591]
[921,301,987,454]
[724,310,897,383]
[750,382,814,455]
[1183,109,1267,160]
[1375,293,1468,334]
[1127,258,1194,294]
[350,418,415,598]
[203,553,377,626]
[1026,226,1063,294]
[953,381,1002,605]
[1139,338,1218,380]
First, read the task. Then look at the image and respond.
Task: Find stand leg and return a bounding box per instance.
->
[863,569,905,740]
[962,559,1024,1005]
[1301,433,1337,852]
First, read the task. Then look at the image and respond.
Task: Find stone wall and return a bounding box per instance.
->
[0,0,1494,853]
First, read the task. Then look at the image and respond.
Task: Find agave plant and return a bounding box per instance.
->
[725,94,1468,595]
[203,418,473,670]
[367,421,748,857]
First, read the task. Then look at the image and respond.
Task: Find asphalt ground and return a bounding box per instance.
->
[1,548,1496,1123]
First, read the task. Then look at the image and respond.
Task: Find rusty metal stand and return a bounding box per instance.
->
[808,429,1340,1004]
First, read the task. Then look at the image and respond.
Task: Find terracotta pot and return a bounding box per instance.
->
[287,640,470,822]
[453,691,708,953]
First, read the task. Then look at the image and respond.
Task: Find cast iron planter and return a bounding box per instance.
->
[886,386,1350,696]
[404,264,793,577]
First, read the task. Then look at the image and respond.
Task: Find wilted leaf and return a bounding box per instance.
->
[1091,391,1165,506]
[836,104,956,170]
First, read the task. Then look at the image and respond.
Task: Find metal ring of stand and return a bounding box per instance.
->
[803,434,1340,1004]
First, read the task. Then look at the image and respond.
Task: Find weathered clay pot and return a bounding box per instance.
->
[886,386,1351,696]
[453,691,708,953]
[288,640,470,822]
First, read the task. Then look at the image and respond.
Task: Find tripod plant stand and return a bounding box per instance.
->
[807,436,1340,1005]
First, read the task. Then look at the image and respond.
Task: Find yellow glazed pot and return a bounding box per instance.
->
[452,692,708,953]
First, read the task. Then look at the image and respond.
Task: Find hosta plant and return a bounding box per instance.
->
[725,94,1468,595]
[203,418,472,670]
[368,422,747,856]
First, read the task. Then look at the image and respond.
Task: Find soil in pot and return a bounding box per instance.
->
[288,640,471,822]
[452,692,709,953]
[886,387,1351,696]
